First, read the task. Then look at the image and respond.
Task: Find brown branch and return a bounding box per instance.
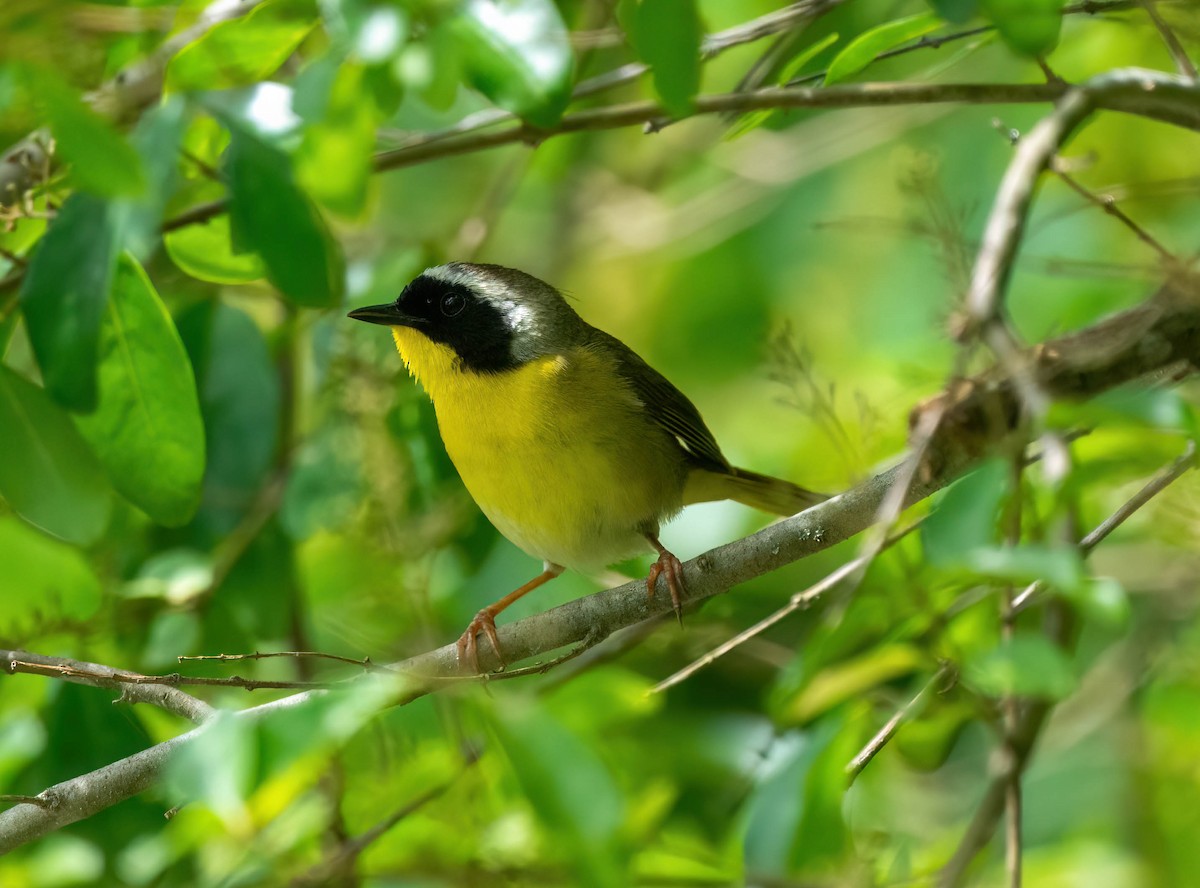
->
[1140,0,1198,78]
[1000,458,1025,888]
[4,656,332,692]
[178,650,386,671]
[1,69,1194,306]
[3,276,1200,851]
[1,650,214,724]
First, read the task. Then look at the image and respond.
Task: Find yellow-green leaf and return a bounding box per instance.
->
[166,0,316,93]
[825,13,942,85]
[0,366,111,544]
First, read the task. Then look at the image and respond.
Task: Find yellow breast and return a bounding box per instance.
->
[390,327,684,569]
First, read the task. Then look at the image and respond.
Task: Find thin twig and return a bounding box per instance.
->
[1052,161,1181,266]
[650,519,923,695]
[1012,439,1197,612]
[0,68,1194,306]
[1139,0,1198,78]
[961,88,1093,335]
[845,663,956,782]
[483,628,607,681]
[1,650,215,724]
[0,795,52,809]
[291,748,483,886]
[179,650,390,673]
[6,658,333,691]
[1001,456,1025,888]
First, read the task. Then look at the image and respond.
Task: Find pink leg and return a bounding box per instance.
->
[456,564,564,672]
[644,534,685,625]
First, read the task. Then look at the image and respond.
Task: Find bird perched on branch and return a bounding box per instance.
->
[349,262,825,670]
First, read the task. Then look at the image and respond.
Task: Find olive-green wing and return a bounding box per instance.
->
[592,329,731,473]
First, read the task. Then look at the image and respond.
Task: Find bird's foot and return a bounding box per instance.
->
[455,608,505,674]
[646,548,686,626]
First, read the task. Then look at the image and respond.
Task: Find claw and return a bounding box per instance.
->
[455,609,505,674]
[452,564,564,674]
[646,547,686,626]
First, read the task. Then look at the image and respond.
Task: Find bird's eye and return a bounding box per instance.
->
[440,291,466,317]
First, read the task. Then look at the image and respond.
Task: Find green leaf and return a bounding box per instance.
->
[0,309,16,356]
[166,0,317,93]
[448,0,573,128]
[177,302,280,539]
[981,0,1063,57]
[0,366,111,544]
[73,254,206,526]
[295,62,376,217]
[0,515,102,635]
[1067,576,1130,627]
[166,711,256,824]
[922,458,1009,565]
[825,13,943,85]
[778,645,925,725]
[19,192,121,411]
[1067,386,1196,435]
[622,0,703,118]
[928,0,980,23]
[281,425,361,540]
[164,216,266,283]
[320,0,409,63]
[199,82,301,141]
[123,99,189,260]
[962,543,1085,591]
[31,69,146,198]
[488,700,627,888]
[742,718,853,875]
[965,634,1076,699]
[223,125,344,306]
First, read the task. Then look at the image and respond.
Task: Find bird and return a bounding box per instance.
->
[348,262,826,671]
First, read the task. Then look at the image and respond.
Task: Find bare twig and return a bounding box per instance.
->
[1,650,214,724]
[1052,161,1181,267]
[962,82,1094,334]
[4,657,333,692]
[650,523,920,695]
[0,69,1194,307]
[179,650,389,672]
[939,690,1056,888]
[0,795,52,809]
[1012,439,1198,612]
[1000,458,1025,888]
[292,748,483,885]
[846,663,956,782]
[1139,0,1198,79]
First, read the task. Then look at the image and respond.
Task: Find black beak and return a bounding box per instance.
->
[347,302,419,327]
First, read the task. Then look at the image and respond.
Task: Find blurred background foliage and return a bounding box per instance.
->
[1,0,1199,885]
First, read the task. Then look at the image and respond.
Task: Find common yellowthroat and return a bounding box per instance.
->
[349,263,825,669]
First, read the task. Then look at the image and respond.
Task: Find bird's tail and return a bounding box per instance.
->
[683,466,827,516]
